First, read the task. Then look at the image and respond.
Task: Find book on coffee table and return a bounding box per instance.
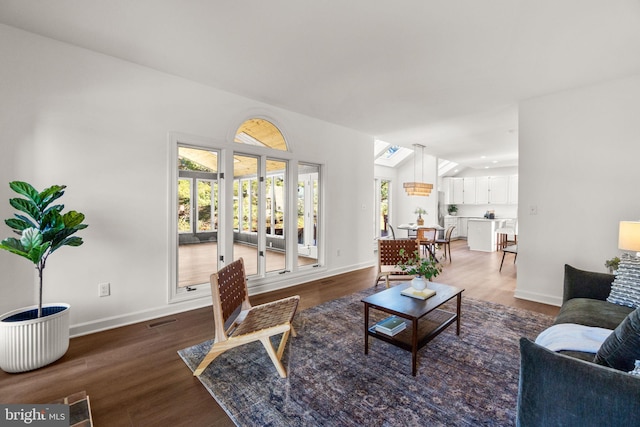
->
[374,316,406,336]
[401,287,436,300]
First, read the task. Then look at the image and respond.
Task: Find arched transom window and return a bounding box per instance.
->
[234,118,288,151]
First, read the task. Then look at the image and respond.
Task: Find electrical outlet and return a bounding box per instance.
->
[99,282,110,297]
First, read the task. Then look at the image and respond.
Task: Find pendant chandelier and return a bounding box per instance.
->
[403,144,433,197]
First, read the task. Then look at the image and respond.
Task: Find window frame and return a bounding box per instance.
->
[169,124,326,304]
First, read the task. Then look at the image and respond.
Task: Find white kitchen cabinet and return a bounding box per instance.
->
[476,176,508,204]
[449,177,476,204]
[457,217,469,238]
[451,178,464,204]
[475,177,489,204]
[445,174,517,205]
[508,175,519,204]
[462,178,476,204]
[489,176,509,204]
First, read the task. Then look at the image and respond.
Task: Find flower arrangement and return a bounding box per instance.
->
[396,248,442,280]
[605,256,620,274]
[414,207,426,216]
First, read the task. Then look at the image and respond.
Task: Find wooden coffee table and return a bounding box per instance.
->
[362,282,464,376]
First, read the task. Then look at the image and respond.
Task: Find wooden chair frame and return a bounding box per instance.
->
[193,258,299,378]
[435,225,456,262]
[374,239,419,288]
[416,227,437,259]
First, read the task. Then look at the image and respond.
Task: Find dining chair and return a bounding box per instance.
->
[415,227,437,259]
[193,258,300,378]
[435,225,456,262]
[388,224,397,240]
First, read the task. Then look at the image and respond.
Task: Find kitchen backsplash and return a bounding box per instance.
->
[450,204,518,219]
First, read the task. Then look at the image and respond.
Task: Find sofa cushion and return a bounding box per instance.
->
[594,307,640,371]
[607,253,640,308]
[564,264,615,303]
[554,298,633,330]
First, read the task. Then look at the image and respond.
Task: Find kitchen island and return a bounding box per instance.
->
[467,218,503,252]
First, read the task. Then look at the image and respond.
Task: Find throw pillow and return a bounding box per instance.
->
[607,253,640,308]
[594,306,640,371]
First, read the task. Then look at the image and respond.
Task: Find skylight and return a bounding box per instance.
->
[374,140,413,168]
[382,145,400,159]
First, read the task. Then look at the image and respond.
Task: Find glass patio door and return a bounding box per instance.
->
[177,146,220,288]
[297,164,319,266]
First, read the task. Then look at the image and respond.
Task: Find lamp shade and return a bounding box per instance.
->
[618,221,640,252]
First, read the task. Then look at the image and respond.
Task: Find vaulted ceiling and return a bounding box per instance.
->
[2,0,640,169]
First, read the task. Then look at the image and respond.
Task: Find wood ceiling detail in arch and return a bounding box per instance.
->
[235,118,287,151]
[233,155,287,179]
[179,147,218,172]
[178,119,288,178]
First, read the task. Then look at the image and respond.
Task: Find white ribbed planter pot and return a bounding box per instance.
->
[0,303,70,373]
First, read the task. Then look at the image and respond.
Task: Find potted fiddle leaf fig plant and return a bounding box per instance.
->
[0,181,88,373]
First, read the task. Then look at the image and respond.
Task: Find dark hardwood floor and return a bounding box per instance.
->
[0,240,558,426]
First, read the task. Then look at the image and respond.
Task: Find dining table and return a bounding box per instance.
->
[397,224,444,261]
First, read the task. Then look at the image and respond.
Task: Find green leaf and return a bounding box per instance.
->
[20,228,43,251]
[0,237,33,262]
[39,185,66,209]
[41,209,64,229]
[63,211,86,228]
[60,236,83,247]
[9,181,40,204]
[0,237,26,253]
[5,217,32,231]
[27,243,49,264]
[9,198,41,222]
[42,204,64,218]
[48,228,75,251]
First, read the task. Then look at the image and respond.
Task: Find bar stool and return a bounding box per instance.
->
[496,219,517,251]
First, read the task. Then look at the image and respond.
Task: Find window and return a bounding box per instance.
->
[374,178,391,239]
[234,118,288,151]
[176,146,220,289]
[265,159,287,273]
[170,119,322,302]
[297,163,319,265]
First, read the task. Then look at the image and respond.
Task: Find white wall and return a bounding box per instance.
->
[517,74,640,306]
[0,24,375,335]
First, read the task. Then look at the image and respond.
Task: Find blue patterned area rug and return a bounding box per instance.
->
[178,287,553,426]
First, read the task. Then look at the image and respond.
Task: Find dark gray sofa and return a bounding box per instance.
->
[517,264,640,426]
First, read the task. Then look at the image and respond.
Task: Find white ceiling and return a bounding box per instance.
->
[2,0,640,169]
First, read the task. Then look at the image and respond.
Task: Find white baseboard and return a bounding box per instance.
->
[69,261,375,337]
[248,261,375,296]
[514,289,562,307]
[70,298,212,337]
